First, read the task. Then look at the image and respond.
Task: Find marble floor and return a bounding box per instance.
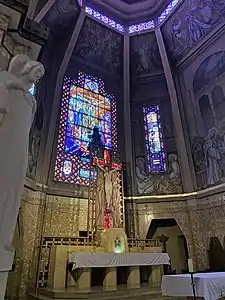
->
[32,285,187,300]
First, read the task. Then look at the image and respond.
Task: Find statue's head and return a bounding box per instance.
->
[207,127,217,140]
[168,154,177,162]
[8,54,45,89]
[136,157,145,169]
[104,165,109,172]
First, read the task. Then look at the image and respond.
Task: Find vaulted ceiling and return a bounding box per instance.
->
[87,0,170,23]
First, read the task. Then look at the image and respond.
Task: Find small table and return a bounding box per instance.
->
[161,272,225,300]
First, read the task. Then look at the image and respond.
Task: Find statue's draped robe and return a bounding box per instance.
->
[0,72,36,248]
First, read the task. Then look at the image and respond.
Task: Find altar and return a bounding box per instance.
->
[69,252,170,269]
[161,272,225,300]
[46,229,168,291]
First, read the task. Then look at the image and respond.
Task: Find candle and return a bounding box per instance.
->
[188,259,194,273]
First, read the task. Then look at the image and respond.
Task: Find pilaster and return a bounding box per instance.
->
[155,28,194,193]
[38,11,85,185]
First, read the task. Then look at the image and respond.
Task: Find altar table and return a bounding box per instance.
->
[69,252,170,270]
[161,272,225,300]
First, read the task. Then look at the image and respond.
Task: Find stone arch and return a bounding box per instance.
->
[193,51,225,94]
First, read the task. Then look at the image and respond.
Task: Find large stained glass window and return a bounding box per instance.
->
[54,73,118,185]
[143,105,166,173]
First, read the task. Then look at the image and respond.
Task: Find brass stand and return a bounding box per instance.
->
[190,272,197,300]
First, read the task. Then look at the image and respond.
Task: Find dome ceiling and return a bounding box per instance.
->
[87,0,170,22]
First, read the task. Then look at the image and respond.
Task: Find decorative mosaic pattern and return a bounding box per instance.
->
[143,105,166,173]
[54,73,118,185]
[38,237,92,287]
[85,6,124,33]
[128,20,155,34]
[158,0,180,24]
[127,238,158,248]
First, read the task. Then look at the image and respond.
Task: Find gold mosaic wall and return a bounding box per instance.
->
[43,195,88,237]
[136,188,225,271]
[6,188,89,299]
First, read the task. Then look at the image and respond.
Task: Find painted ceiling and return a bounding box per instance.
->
[87,0,170,22]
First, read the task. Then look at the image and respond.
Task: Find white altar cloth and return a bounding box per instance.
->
[69,252,170,270]
[162,272,225,300]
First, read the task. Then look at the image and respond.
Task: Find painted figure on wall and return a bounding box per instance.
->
[168,154,181,179]
[135,155,182,195]
[204,128,221,186]
[130,33,163,76]
[163,0,225,61]
[191,52,225,188]
[74,18,122,74]
[136,157,154,194]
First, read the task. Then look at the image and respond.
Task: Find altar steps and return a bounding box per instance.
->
[30,285,163,300]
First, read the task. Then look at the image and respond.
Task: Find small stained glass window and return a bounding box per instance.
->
[158,0,180,24]
[143,104,166,173]
[128,20,155,34]
[85,6,124,33]
[54,72,118,185]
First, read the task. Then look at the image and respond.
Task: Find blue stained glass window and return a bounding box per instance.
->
[85,6,124,33]
[128,20,155,34]
[158,0,180,24]
[54,73,118,185]
[143,105,166,173]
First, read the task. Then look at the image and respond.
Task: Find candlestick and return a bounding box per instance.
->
[188,258,194,273]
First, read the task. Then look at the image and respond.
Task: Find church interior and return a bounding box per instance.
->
[1,0,225,299]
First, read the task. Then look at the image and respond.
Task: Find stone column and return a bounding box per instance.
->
[77,268,91,290]
[103,267,117,290]
[127,267,140,288]
[39,11,85,184]
[123,32,135,190]
[123,31,139,237]
[155,28,194,192]
[149,266,162,288]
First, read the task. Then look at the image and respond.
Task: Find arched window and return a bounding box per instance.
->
[54,72,118,185]
[143,104,166,173]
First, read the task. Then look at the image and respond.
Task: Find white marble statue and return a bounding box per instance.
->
[111,171,121,228]
[0,54,44,251]
[96,162,120,211]
[95,171,104,230]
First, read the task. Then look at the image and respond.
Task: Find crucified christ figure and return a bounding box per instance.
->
[96,162,120,211]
